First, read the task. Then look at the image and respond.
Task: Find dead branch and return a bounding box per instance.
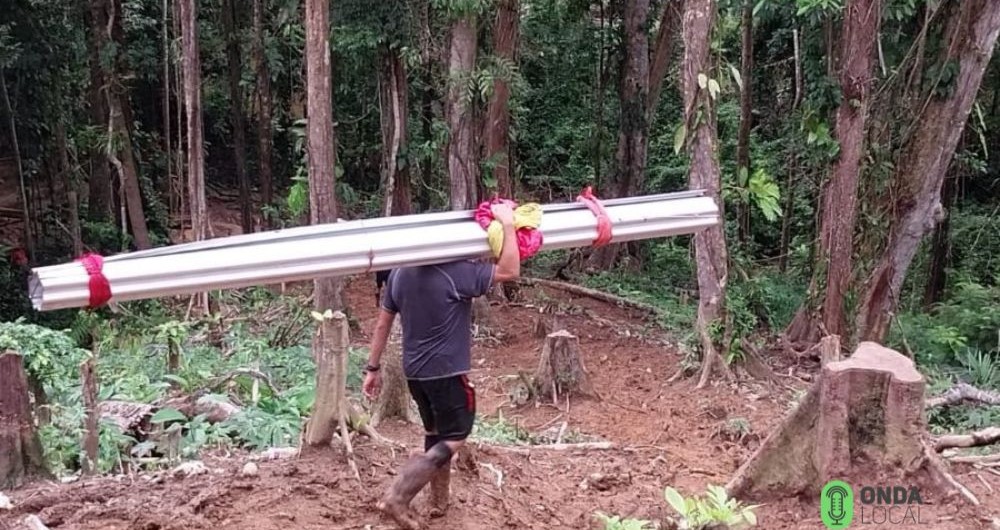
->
[207,368,279,395]
[927,383,1000,409]
[935,427,1000,452]
[518,277,661,318]
[947,453,1000,465]
[923,441,980,506]
[479,441,616,453]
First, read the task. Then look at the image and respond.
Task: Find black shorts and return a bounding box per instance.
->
[407,374,476,441]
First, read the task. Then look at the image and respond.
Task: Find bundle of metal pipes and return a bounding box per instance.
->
[28,190,719,311]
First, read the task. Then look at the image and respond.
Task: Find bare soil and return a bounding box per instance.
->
[2,277,1000,529]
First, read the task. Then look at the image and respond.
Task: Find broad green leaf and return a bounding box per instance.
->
[708,79,721,100]
[664,487,687,515]
[673,123,687,155]
[729,64,743,91]
[162,374,188,388]
[151,407,187,424]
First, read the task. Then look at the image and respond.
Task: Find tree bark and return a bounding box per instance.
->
[445,15,479,210]
[223,0,252,234]
[613,0,650,199]
[81,357,99,475]
[57,121,84,256]
[856,1,1000,343]
[305,312,349,446]
[787,0,882,343]
[533,331,596,403]
[0,70,35,261]
[161,0,172,209]
[371,320,415,425]
[647,0,681,125]
[253,0,273,221]
[180,0,208,246]
[682,0,730,388]
[484,0,519,198]
[0,352,50,489]
[85,0,115,224]
[922,170,957,308]
[735,0,753,244]
[378,46,412,217]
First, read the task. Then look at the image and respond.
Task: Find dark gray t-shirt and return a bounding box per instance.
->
[380,260,495,380]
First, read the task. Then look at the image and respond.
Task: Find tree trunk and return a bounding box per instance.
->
[922,171,957,308]
[378,46,412,217]
[727,343,949,501]
[856,1,1000,343]
[533,330,596,403]
[647,0,681,124]
[85,0,115,224]
[682,0,730,388]
[57,121,84,256]
[0,70,35,262]
[0,352,50,489]
[735,0,753,244]
[180,0,208,246]
[305,312,349,446]
[161,0,172,209]
[372,320,415,425]
[223,0,252,234]
[81,356,100,475]
[484,0,519,198]
[253,0,273,221]
[787,0,882,344]
[446,15,479,210]
[613,0,650,199]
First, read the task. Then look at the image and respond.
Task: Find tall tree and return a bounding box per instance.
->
[378,45,411,217]
[681,0,729,388]
[787,0,883,343]
[613,0,650,199]
[179,0,208,245]
[483,0,519,198]
[253,0,274,222]
[84,0,114,224]
[101,0,153,250]
[647,0,681,125]
[222,0,252,233]
[734,0,753,243]
[0,70,33,261]
[303,0,346,447]
[855,0,1000,343]
[445,9,479,210]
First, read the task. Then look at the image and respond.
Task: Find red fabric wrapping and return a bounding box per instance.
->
[78,253,112,308]
[576,186,613,247]
[474,198,543,260]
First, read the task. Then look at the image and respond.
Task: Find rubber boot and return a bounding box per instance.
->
[428,465,451,518]
[378,453,439,530]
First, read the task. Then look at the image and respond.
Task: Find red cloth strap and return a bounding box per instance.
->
[78,253,112,308]
[576,186,613,247]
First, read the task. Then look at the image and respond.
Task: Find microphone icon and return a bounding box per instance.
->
[826,485,848,524]
[820,480,853,529]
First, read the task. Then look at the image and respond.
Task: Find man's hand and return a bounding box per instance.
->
[491,202,515,226]
[362,370,383,399]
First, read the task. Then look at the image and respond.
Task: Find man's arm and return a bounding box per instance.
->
[366,308,396,369]
[492,203,520,284]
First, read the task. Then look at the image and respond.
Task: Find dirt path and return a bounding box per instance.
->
[2,278,999,529]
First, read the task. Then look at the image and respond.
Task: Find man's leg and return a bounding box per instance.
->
[427,374,476,517]
[378,380,438,530]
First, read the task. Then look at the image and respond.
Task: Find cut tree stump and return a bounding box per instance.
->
[0,352,50,489]
[727,342,973,504]
[371,319,418,426]
[533,330,596,403]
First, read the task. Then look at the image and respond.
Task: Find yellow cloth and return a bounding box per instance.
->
[486,203,542,258]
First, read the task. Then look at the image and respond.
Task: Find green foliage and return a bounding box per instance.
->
[593,513,653,530]
[0,320,88,389]
[664,485,759,529]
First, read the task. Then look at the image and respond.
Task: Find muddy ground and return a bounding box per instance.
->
[2,277,1000,530]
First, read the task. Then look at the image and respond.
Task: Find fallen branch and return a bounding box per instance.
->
[481,441,616,453]
[208,368,279,395]
[923,442,980,506]
[947,453,1000,465]
[927,383,1000,409]
[935,427,1000,452]
[518,278,661,318]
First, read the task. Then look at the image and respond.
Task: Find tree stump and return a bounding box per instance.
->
[81,356,100,475]
[305,312,349,447]
[0,352,50,489]
[727,342,969,503]
[372,320,417,426]
[533,330,595,403]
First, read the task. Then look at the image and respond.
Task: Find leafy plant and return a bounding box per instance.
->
[593,512,653,530]
[664,485,759,529]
